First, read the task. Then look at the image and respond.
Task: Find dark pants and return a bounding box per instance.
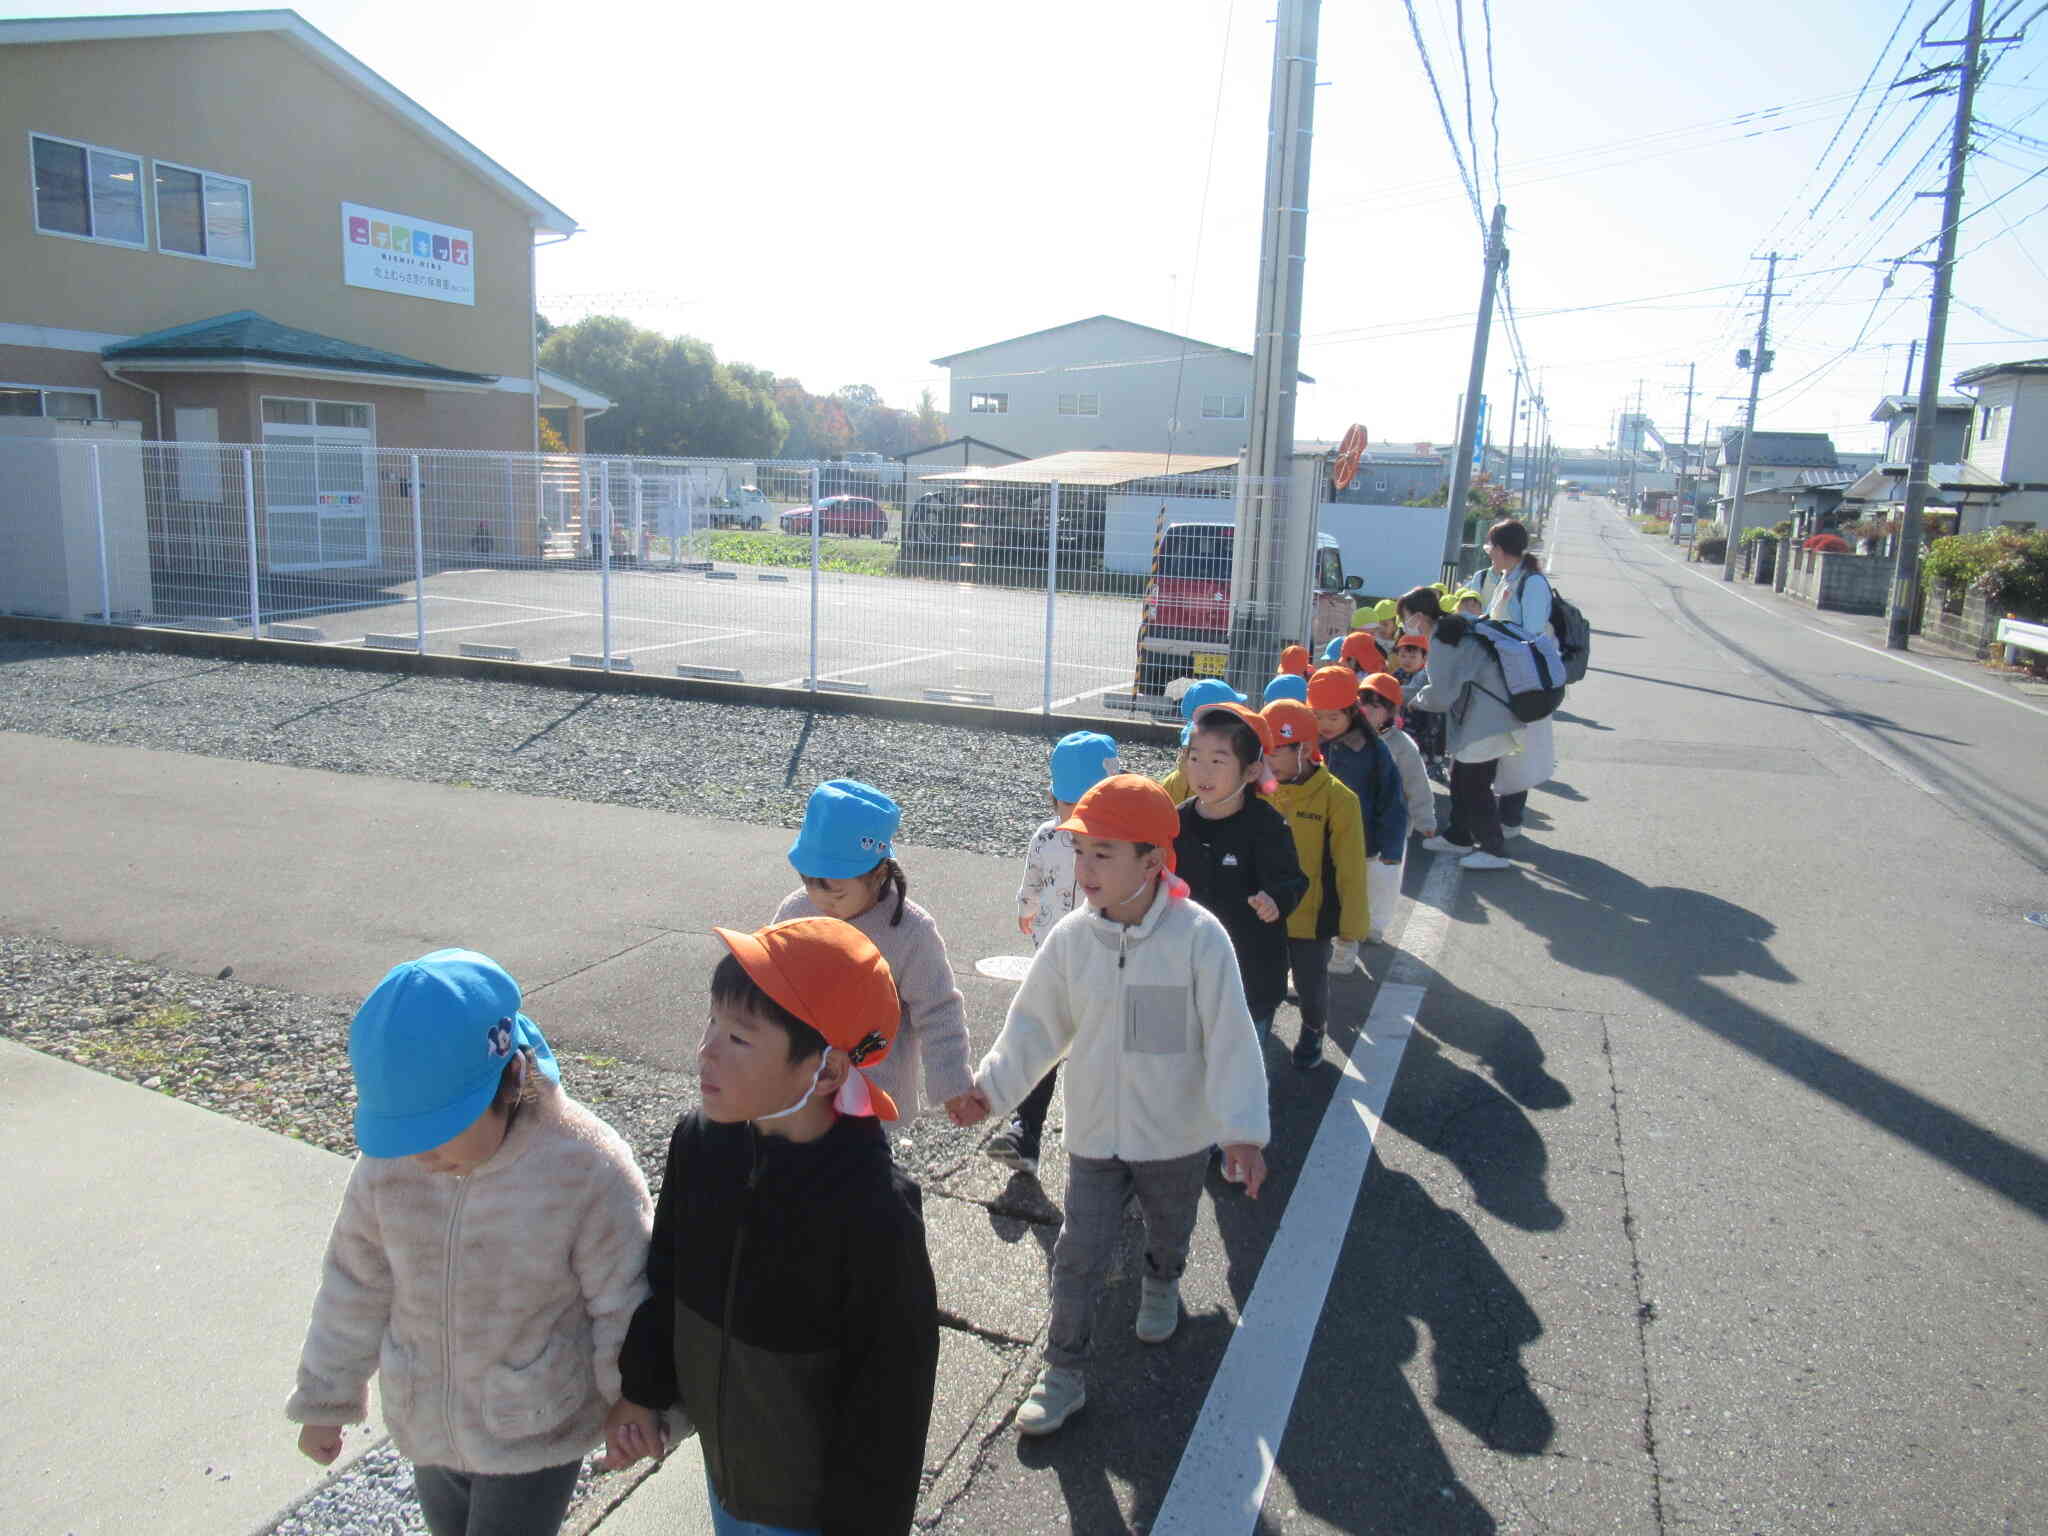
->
[414,1461,580,1536]
[1286,938,1331,1040]
[1499,789,1528,829]
[1012,1064,1058,1150]
[1046,1150,1211,1369]
[1445,757,1505,856]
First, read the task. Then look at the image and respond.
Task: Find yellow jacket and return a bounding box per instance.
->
[1159,763,1190,804]
[1266,764,1369,943]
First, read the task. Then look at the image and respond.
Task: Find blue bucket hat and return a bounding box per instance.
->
[1049,731,1120,803]
[1262,673,1309,705]
[1321,635,1344,661]
[789,778,901,879]
[349,949,559,1159]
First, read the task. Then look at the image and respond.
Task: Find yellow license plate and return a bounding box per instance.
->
[1192,651,1228,677]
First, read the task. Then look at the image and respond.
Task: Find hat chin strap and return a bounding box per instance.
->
[756,1048,881,1123]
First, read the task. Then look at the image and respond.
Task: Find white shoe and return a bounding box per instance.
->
[1460,850,1514,870]
[1421,835,1463,854]
[1016,1366,1088,1436]
[1501,825,1525,841]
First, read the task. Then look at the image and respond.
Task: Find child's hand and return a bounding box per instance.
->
[947,1089,990,1128]
[1018,914,1035,938]
[601,1398,665,1471]
[1247,891,1280,923]
[1221,1143,1268,1199]
[297,1424,344,1466]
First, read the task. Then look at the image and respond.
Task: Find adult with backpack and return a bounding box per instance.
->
[1412,611,1538,871]
[1479,519,1581,838]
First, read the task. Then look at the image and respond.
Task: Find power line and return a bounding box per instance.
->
[1452,0,1484,206]
[1398,0,1485,234]
[1481,0,1504,206]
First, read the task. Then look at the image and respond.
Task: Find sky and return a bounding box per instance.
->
[21,0,2047,454]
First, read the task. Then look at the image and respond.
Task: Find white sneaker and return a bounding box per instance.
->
[1460,850,1514,870]
[1501,825,1525,841]
[1135,1277,1181,1344]
[1016,1366,1088,1436]
[1421,835,1463,854]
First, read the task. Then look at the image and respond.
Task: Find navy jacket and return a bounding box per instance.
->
[1323,730,1410,858]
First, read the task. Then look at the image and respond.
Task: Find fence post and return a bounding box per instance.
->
[807,465,822,692]
[599,459,613,671]
[242,448,261,638]
[410,454,427,650]
[1042,479,1061,713]
[88,443,111,624]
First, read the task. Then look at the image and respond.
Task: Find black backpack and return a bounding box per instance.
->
[1520,569,1590,685]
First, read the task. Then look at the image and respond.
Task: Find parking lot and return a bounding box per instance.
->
[162,556,1151,714]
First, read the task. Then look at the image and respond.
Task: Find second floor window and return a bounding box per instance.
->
[1058,393,1099,416]
[970,393,1008,414]
[1980,405,2006,443]
[1202,393,1246,420]
[155,162,253,265]
[32,133,146,247]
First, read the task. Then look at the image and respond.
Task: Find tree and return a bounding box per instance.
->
[915,388,946,446]
[537,316,787,459]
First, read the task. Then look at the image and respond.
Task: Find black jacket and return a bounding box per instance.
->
[619,1112,939,1535]
[1173,794,1308,1020]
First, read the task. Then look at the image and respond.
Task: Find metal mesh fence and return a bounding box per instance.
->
[2,436,1353,716]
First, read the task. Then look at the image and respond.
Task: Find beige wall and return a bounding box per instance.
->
[0,31,539,382]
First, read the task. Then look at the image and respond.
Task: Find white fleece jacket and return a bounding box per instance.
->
[285,1082,653,1475]
[974,884,1271,1160]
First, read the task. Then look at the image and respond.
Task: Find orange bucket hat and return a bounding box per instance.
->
[1391,631,1429,653]
[1307,664,1360,712]
[1261,698,1322,762]
[1192,698,1278,755]
[1057,773,1182,871]
[1339,631,1386,673]
[712,918,902,1120]
[1277,643,1312,678]
[1360,671,1405,712]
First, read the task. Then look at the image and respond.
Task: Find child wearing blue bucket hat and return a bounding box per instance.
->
[986,731,1121,1176]
[287,949,653,1536]
[1262,673,1309,706]
[773,780,979,1130]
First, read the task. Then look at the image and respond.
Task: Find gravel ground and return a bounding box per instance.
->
[0,641,1175,858]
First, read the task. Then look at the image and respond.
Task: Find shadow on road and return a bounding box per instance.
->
[1485,840,2048,1223]
[1586,664,1966,745]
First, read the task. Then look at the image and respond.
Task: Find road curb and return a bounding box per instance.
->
[0,615,1183,745]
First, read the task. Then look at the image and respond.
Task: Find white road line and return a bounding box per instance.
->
[1154,849,1463,1534]
[1638,524,2048,719]
[533,629,756,667]
[767,648,957,690]
[1048,683,1115,712]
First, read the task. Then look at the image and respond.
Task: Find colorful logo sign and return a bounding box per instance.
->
[340,202,476,307]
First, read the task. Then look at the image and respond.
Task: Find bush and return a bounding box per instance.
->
[1972,528,2048,616]
[1695,534,1728,563]
[1740,526,1777,546]
[704,530,893,577]
[1804,533,1850,553]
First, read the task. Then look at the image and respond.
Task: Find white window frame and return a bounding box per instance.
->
[0,380,102,418]
[969,392,1009,414]
[261,394,376,434]
[1057,392,1099,417]
[1980,404,2005,442]
[28,131,148,249]
[1201,393,1246,420]
[151,158,255,267]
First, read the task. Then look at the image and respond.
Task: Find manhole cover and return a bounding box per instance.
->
[975,954,1034,982]
[2025,912,2048,929]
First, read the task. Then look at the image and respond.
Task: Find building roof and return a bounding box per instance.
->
[918,449,1240,486]
[1718,429,1839,468]
[103,311,498,388]
[1953,356,2048,387]
[1840,460,2006,504]
[931,314,1313,383]
[537,369,611,416]
[1870,393,1974,421]
[0,10,575,234]
[900,435,1030,463]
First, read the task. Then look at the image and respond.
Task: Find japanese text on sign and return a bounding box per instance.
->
[342,202,475,307]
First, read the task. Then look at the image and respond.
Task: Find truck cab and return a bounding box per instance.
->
[1137,522,1359,693]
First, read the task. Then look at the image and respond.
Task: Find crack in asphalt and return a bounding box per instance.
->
[1601,1011,1669,1535]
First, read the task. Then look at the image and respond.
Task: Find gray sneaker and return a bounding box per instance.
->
[1016,1366,1087,1436]
[1135,1277,1181,1343]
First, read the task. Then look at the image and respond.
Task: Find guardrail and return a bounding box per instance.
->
[1995,616,2048,662]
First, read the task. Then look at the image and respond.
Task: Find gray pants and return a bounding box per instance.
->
[414,1460,580,1536]
[1046,1149,1211,1369]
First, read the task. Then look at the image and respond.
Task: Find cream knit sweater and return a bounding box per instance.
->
[285,1082,653,1474]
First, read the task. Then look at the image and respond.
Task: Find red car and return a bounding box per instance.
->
[778,496,888,540]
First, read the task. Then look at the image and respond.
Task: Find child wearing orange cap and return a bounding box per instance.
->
[1306,667,1406,960]
[1338,630,1387,678]
[1276,642,1312,678]
[959,775,1270,1438]
[614,918,941,1535]
[1174,700,1308,1036]
[1388,632,1447,781]
[1261,699,1369,1068]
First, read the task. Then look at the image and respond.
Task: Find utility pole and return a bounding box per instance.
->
[1234,0,1321,690]
[1443,204,1508,585]
[1503,367,1522,509]
[1901,337,1919,399]
[1889,0,1989,649]
[1673,361,1695,545]
[1723,252,1781,581]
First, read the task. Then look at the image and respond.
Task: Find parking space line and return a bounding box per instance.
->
[1153,850,1462,1533]
[768,648,956,690]
[534,630,756,667]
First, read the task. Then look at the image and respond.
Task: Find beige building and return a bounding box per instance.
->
[1,11,615,575]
